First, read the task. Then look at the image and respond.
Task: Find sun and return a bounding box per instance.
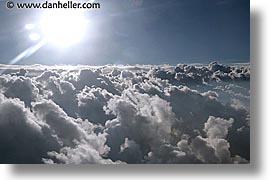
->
[26,10,88,48]
[20,9,90,65]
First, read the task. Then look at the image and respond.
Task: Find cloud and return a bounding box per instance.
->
[44,142,117,164]
[32,99,85,146]
[104,89,176,162]
[191,136,220,163]
[204,116,234,139]
[0,94,59,163]
[77,86,115,124]
[0,63,250,164]
[119,138,143,164]
[32,99,116,164]
[0,75,39,106]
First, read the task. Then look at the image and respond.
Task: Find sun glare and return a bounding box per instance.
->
[29,33,41,41]
[25,23,36,30]
[39,10,88,47]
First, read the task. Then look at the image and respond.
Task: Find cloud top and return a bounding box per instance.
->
[0,62,250,164]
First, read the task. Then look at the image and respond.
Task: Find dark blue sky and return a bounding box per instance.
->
[0,0,250,65]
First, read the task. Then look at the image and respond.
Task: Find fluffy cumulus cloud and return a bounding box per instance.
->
[204,116,234,139]
[0,94,59,163]
[0,62,250,164]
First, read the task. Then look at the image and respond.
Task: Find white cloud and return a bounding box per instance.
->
[204,116,234,139]
[44,142,117,164]
[0,63,250,164]
[0,94,60,163]
[0,75,39,106]
[77,86,114,124]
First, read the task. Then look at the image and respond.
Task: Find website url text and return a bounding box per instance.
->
[6,1,101,9]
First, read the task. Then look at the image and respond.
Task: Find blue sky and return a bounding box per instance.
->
[0,0,250,65]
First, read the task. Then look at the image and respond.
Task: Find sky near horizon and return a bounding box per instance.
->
[0,0,250,65]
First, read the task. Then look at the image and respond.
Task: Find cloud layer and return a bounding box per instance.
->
[0,62,250,164]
